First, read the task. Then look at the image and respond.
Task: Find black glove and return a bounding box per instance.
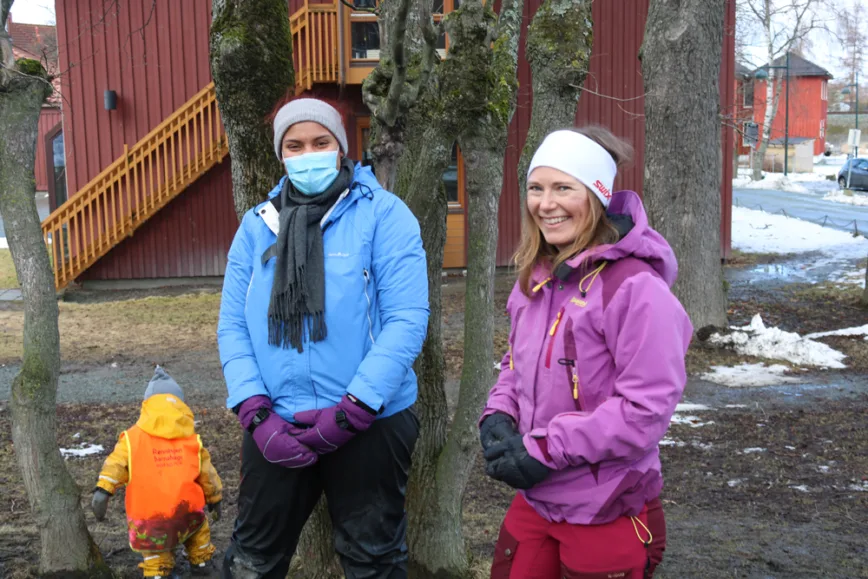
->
[208,500,222,523]
[91,488,111,521]
[484,434,550,490]
[480,412,518,451]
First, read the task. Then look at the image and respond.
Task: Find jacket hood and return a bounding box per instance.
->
[566,190,679,287]
[136,393,196,439]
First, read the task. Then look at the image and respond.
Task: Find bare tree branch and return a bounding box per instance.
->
[0,0,15,76]
[378,0,413,126]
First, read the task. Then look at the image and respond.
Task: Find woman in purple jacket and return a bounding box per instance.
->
[480,126,693,578]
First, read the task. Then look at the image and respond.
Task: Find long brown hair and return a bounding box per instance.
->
[514,126,634,296]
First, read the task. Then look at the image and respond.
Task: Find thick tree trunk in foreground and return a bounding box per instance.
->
[517,0,593,196]
[403,0,524,575]
[642,0,728,330]
[0,3,107,571]
[211,0,294,219]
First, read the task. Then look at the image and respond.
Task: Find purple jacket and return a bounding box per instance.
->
[482,191,693,525]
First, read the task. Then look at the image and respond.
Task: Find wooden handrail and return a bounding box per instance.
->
[290,0,339,93]
[41,82,228,290]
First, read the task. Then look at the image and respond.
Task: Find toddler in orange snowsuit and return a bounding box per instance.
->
[92,367,223,578]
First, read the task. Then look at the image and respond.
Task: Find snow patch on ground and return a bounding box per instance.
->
[701,363,798,387]
[670,415,714,428]
[823,190,868,206]
[790,485,811,493]
[659,438,713,450]
[742,447,766,454]
[829,269,867,287]
[732,207,868,257]
[675,403,711,413]
[60,443,104,459]
[669,402,714,428]
[709,314,847,369]
[805,324,868,341]
[727,479,744,487]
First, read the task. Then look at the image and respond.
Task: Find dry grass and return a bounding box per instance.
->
[0,292,221,363]
[0,250,18,289]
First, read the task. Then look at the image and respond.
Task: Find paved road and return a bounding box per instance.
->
[733,187,868,235]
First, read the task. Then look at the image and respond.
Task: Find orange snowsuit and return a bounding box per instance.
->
[97,393,222,577]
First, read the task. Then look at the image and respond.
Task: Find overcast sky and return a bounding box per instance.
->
[9,0,55,26]
[8,0,866,80]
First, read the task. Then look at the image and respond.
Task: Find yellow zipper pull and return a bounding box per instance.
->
[549,309,563,336]
[572,372,579,400]
[532,277,552,294]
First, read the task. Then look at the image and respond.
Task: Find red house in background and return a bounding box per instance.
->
[740,52,832,156]
[7,17,62,198]
[41,0,735,290]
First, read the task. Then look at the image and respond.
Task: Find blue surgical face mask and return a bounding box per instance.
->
[283,150,340,196]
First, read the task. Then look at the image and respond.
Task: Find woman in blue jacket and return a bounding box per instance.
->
[217,97,429,579]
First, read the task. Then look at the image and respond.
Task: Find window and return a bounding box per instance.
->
[443,145,459,204]
[52,131,67,207]
[357,117,374,168]
[347,0,459,66]
[743,81,754,107]
[821,81,828,101]
[351,21,380,60]
[442,144,465,210]
[820,119,825,139]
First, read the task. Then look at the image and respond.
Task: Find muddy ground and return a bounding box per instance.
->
[0,261,867,578]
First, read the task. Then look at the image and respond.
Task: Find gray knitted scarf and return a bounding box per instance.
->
[261,158,354,351]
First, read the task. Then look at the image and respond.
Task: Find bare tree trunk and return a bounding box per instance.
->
[0,5,108,571]
[862,256,868,307]
[641,0,728,330]
[210,0,294,219]
[404,0,524,575]
[517,0,594,197]
[290,500,343,579]
[752,73,783,180]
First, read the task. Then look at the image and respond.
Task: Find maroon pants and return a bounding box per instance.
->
[491,494,666,579]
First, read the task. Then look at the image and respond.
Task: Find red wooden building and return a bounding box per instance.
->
[43,0,735,288]
[737,53,832,156]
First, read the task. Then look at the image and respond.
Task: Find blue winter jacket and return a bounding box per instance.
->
[218,164,429,421]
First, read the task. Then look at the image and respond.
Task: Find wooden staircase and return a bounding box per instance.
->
[41,83,228,290]
[291,0,339,93]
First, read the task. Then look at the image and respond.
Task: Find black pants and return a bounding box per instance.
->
[223,408,419,579]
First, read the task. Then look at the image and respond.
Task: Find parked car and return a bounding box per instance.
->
[838,158,868,189]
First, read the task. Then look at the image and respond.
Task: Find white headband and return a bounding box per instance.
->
[527,130,618,207]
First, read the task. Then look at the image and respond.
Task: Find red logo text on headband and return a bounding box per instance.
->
[594,180,612,199]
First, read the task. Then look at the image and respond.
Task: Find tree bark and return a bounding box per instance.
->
[0,5,108,571]
[290,498,343,579]
[517,0,593,198]
[403,0,524,575]
[210,0,294,219]
[641,0,728,330]
[752,72,783,180]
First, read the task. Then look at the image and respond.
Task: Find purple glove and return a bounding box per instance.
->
[237,395,317,468]
[291,395,378,454]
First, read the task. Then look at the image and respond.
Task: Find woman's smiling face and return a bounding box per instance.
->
[526,167,591,251]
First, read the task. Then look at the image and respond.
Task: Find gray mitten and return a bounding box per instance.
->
[91,488,111,521]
